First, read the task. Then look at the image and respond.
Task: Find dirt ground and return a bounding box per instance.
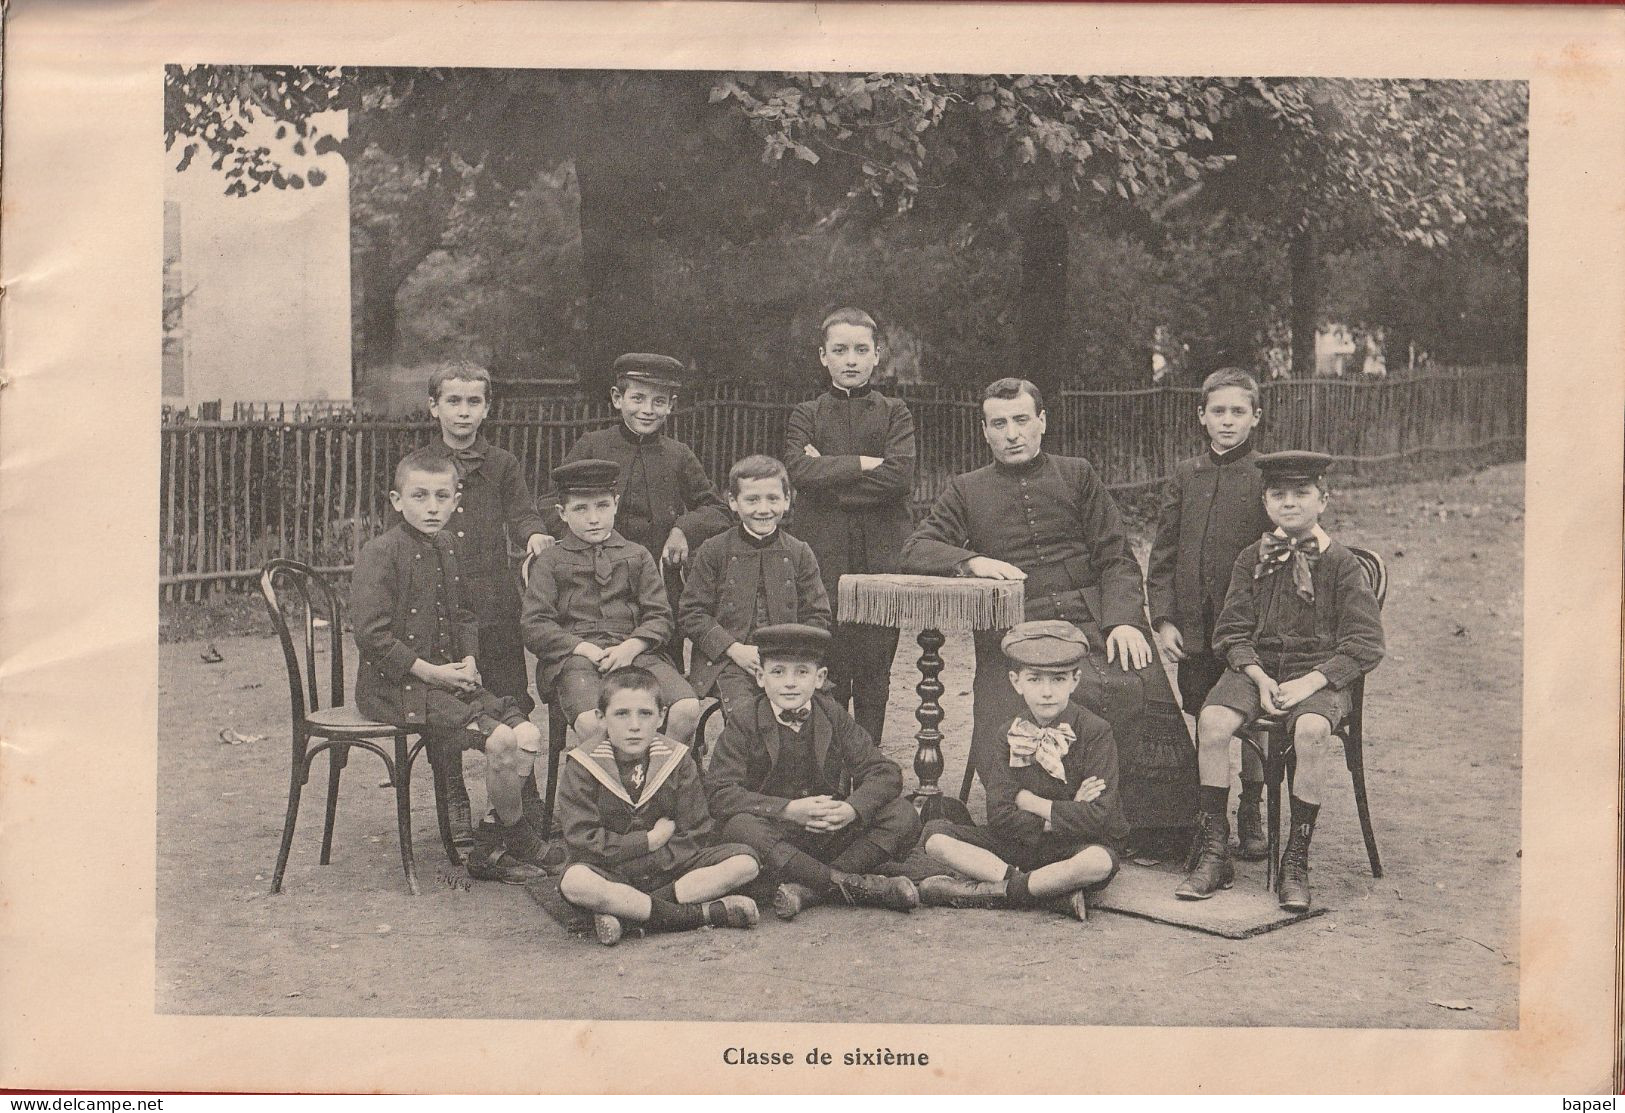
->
[157,463,1522,1027]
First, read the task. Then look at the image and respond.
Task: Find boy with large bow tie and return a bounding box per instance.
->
[1176,451,1385,910]
[705,624,922,920]
[918,620,1128,921]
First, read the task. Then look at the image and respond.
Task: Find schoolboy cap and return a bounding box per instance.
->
[1254,450,1334,485]
[1001,620,1090,668]
[613,353,686,390]
[754,623,832,664]
[552,458,622,495]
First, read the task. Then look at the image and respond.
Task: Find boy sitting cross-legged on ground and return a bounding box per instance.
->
[918,620,1127,921]
[706,624,922,920]
[679,454,831,722]
[556,667,761,946]
[522,458,703,750]
[1176,450,1385,912]
[352,448,552,884]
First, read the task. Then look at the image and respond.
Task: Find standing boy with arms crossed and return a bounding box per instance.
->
[784,308,916,744]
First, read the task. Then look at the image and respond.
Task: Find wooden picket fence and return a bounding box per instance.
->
[159,366,1525,598]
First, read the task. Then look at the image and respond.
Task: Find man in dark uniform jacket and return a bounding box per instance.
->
[900,377,1198,836]
[784,307,916,744]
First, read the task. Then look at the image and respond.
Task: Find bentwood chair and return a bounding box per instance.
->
[260,559,456,896]
[1243,546,1388,891]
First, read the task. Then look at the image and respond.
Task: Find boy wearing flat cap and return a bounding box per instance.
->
[1177,451,1384,911]
[706,624,922,920]
[919,620,1127,920]
[540,354,732,666]
[522,458,703,749]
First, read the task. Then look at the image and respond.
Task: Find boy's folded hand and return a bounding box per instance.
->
[1254,676,1283,716]
[1074,776,1106,803]
[811,801,858,831]
[782,796,832,829]
[598,639,648,673]
[525,533,556,556]
[573,642,607,665]
[1274,674,1324,709]
[647,816,677,850]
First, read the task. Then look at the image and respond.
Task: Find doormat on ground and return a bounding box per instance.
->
[526,875,641,940]
[1090,862,1328,938]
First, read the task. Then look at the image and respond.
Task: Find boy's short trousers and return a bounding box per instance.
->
[923,819,1120,888]
[567,842,759,894]
[553,652,697,721]
[1203,668,1351,733]
[426,687,530,752]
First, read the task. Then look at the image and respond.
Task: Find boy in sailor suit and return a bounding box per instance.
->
[556,667,761,946]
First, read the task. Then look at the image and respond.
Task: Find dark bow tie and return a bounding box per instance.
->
[1254,533,1321,602]
[776,705,811,726]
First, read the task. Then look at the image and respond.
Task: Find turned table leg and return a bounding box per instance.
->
[911,626,947,821]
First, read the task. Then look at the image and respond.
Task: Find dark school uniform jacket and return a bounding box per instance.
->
[351,522,480,729]
[979,703,1130,853]
[540,424,733,560]
[519,529,675,693]
[678,526,832,697]
[899,453,1147,636]
[705,691,904,825]
[419,436,547,631]
[783,386,917,596]
[1146,442,1274,653]
[1211,531,1385,690]
[557,737,715,872]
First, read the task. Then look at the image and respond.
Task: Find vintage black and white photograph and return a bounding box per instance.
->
[154,62,1529,1029]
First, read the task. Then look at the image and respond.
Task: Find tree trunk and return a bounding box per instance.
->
[354,250,400,375]
[573,142,664,400]
[1016,204,1070,400]
[1289,225,1319,378]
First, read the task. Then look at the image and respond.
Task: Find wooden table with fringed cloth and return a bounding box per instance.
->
[836,574,1026,824]
[840,572,1200,851]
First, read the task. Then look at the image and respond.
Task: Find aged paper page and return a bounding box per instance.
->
[1,0,1620,1094]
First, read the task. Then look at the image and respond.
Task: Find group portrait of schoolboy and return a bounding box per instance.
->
[351,305,1384,947]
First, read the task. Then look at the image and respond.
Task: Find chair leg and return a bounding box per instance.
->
[426,740,460,866]
[271,737,312,894]
[319,744,346,865]
[540,706,567,837]
[1264,732,1284,893]
[391,734,420,896]
[1345,733,1384,878]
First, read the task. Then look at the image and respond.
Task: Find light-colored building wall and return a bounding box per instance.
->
[163,110,351,409]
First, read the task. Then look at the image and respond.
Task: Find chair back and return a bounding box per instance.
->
[260,559,348,729]
[1346,546,1388,610]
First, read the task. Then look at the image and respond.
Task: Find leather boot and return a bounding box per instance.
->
[829,871,919,912]
[772,882,822,921]
[1235,788,1269,861]
[1278,820,1314,912]
[919,875,1007,909]
[1174,811,1234,900]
